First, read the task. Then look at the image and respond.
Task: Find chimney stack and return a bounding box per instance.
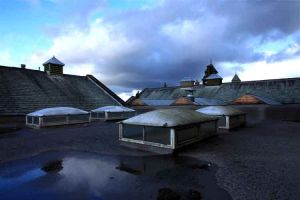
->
[21,64,26,69]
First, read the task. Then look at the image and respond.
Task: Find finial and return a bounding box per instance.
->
[210,58,212,65]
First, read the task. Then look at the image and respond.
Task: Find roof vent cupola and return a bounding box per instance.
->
[43,56,65,76]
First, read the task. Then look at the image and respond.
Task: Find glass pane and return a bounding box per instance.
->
[218,116,226,127]
[123,125,143,140]
[33,117,39,125]
[27,116,33,124]
[69,115,89,122]
[176,127,198,144]
[144,127,170,145]
[42,116,66,124]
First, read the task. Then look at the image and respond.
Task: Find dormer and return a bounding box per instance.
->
[43,56,65,76]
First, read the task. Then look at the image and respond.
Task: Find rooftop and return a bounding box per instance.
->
[0,65,125,115]
[137,77,300,104]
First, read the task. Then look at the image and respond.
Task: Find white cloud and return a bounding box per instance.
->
[27,19,141,78]
[221,57,300,82]
[25,0,300,93]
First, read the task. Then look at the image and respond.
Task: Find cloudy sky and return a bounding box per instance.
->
[0,0,300,100]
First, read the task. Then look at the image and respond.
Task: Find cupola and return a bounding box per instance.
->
[43,56,65,75]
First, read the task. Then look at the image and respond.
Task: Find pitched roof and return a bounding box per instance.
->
[43,56,65,66]
[138,77,300,104]
[233,93,281,105]
[194,97,226,106]
[0,66,125,115]
[121,108,218,127]
[232,74,241,82]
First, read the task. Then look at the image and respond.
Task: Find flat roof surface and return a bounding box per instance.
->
[122,108,218,127]
[197,106,245,116]
[91,106,135,113]
[27,107,88,117]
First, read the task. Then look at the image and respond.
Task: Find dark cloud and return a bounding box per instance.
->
[50,0,300,89]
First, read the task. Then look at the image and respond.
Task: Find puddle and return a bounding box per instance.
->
[0,151,231,200]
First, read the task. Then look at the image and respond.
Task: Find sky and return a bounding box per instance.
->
[0,0,300,100]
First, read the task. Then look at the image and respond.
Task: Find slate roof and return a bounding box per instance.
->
[43,56,65,66]
[0,66,125,115]
[138,77,300,104]
[245,93,281,105]
[194,97,226,106]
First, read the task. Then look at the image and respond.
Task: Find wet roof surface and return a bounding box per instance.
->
[0,151,230,200]
[91,106,135,113]
[197,106,245,116]
[122,108,218,127]
[27,107,88,117]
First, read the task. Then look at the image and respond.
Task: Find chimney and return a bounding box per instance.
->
[21,64,26,69]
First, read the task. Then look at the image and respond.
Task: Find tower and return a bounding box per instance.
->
[202,62,223,86]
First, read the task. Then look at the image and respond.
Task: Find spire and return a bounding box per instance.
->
[232,73,241,82]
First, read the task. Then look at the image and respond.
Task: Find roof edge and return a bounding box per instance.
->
[86,75,126,106]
